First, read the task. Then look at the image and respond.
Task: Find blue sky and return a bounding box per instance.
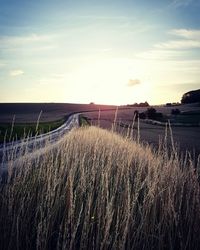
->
[0,0,200,104]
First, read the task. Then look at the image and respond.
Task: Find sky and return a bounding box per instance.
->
[0,0,200,105]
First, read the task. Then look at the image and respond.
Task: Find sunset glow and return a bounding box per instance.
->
[0,0,200,104]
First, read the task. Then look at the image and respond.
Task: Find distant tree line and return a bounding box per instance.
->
[134,108,181,121]
[127,101,149,107]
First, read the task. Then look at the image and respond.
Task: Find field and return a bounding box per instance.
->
[82,103,200,157]
[1,103,200,155]
[0,126,200,249]
[0,103,117,143]
[0,103,200,249]
[0,103,117,123]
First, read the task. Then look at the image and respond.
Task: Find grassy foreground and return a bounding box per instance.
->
[0,126,200,249]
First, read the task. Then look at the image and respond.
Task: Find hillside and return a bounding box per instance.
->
[0,126,200,249]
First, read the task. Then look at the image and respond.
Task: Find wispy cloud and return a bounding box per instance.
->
[155,29,200,50]
[127,79,141,87]
[10,69,24,77]
[0,34,53,49]
[169,29,200,40]
[171,0,194,7]
[137,49,187,60]
[155,40,200,49]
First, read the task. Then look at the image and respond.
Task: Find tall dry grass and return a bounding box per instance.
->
[0,126,200,250]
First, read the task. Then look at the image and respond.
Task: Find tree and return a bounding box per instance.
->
[181,89,200,104]
[146,108,157,119]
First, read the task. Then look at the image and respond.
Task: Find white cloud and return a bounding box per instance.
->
[151,29,200,51]
[137,28,200,61]
[10,69,24,77]
[155,29,200,50]
[137,49,187,60]
[171,0,194,7]
[0,34,53,49]
[127,79,141,87]
[155,40,200,49]
[169,29,200,40]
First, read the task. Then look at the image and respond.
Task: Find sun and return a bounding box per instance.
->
[64,58,151,105]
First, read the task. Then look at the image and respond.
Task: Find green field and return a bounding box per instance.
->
[0,119,65,143]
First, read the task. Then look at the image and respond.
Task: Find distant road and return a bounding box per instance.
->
[0,113,80,176]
